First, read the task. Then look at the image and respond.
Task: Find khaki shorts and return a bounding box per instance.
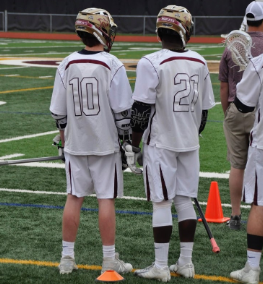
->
[64,151,123,199]
[243,147,263,206]
[223,102,255,169]
[143,144,199,202]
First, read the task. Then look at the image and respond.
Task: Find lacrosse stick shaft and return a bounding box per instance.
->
[0,155,63,165]
[193,198,220,253]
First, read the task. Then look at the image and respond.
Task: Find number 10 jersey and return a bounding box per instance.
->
[50,50,133,156]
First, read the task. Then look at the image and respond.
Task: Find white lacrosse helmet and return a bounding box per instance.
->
[75,8,117,51]
[156,5,194,47]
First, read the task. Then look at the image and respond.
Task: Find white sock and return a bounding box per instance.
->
[247,250,262,269]
[103,245,115,259]
[154,242,169,268]
[178,242,193,266]
[62,240,75,258]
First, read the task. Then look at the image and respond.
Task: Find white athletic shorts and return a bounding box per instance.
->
[242,147,263,206]
[143,144,199,202]
[64,151,123,199]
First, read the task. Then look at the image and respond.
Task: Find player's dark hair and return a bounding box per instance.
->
[77,31,101,47]
[247,14,263,27]
[158,28,184,51]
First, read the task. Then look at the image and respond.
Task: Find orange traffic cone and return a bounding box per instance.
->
[96,270,124,282]
[199,181,230,223]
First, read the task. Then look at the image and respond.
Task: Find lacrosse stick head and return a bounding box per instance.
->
[225,30,252,72]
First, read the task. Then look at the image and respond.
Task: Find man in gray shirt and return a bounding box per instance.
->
[219,0,263,230]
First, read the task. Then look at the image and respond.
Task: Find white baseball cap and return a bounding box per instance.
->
[246,1,263,21]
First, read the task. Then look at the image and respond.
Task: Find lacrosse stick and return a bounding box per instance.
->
[0,155,64,166]
[225,30,252,72]
[194,198,220,253]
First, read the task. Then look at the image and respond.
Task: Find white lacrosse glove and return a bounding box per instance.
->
[52,134,65,162]
[122,141,143,174]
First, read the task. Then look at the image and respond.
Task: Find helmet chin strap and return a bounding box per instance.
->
[179,30,186,47]
[93,32,107,47]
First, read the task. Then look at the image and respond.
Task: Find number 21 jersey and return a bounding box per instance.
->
[133,49,215,152]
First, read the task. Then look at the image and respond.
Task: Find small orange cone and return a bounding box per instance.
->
[199,181,230,223]
[96,270,124,282]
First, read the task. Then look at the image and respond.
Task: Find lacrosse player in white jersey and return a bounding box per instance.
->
[49,8,133,275]
[230,53,263,284]
[123,5,215,282]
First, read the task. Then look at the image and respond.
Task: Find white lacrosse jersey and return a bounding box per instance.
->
[133,49,215,152]
[50,50,133,155]
[236,54,263,150]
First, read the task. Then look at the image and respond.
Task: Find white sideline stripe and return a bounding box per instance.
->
[0,101,6,105]
[0,188,251,209]
[12,162,65,168]
[0,66,28,70]
[0,153,24,159]
[8,161,230,179]
[0,130,58,143]
[0,154,230,179]
[199,172,229,179]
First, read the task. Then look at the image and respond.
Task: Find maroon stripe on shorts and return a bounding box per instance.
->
[253,173,258,205]
[114,164,118,198]
[69,161,72,194]
[242,186,246,202]
[160,166,168,200]
[146,166,151,201]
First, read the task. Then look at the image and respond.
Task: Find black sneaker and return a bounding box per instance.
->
[228,215,241,230]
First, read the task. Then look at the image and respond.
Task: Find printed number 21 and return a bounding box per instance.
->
[70,77,100,116]
[173,74,199,112]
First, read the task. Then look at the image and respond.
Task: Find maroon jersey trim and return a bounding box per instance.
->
[160,57,205,66]
[65,59,111,70]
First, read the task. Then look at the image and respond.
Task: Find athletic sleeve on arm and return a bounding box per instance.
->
[236,60,261,108]
[109,65,133,113]
[133,57,159,104]
[131,101,151,133]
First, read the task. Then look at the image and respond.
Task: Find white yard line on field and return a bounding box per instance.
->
[0,188,251,209]
[0,153,24,159]
[0,154,230,179]
[0,130,58,143]
[0,66,29,70]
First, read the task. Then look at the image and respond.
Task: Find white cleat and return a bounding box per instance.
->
[58,255,78,274]
[169,262,195,278]
[134,262,171,282]
[230,262,260,284]
[101,253,133,274]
